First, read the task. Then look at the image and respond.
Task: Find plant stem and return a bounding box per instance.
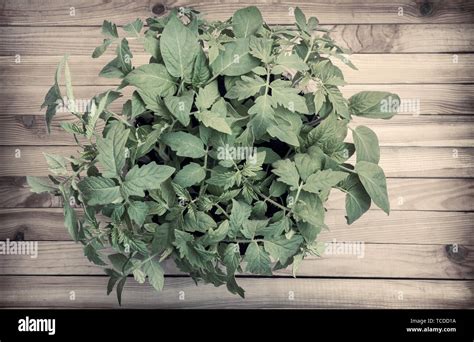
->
[338,165,357,174]
[214,203,230,219]
[252,186,289,213]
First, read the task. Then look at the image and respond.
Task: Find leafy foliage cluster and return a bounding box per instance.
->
[29,6,398,303]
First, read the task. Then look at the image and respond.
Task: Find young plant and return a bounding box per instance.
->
[29,6,399,304]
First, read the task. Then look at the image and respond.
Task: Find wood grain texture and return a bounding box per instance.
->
[1,0,474,26]
[1,24,473,56]
[3,177,472,211]
[1,114,472,147]
[3,84,473,116]
[0,208,472,244]
[1,146,471,177]
[1,242,471,279]
[1,54,473,86]
[0,276,471,309]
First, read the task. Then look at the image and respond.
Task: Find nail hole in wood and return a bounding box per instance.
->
[152,3,166,16]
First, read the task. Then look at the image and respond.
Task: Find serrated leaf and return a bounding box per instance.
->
[96,123,130,178]
[244,242,272,275]
[122,162,175,198]
[142,258,165,291]
[302,170,348,193]
[196,81,220,110]
[164,91,194,126]
[211,38,260,77]
[271,159,299,190]
[160,15,199,80]
[124,64,177,99]
[43,153,67,176]
[173,162,206,188]
[161,132,206,158]
[264,235,303,264]
[77,176,123,205]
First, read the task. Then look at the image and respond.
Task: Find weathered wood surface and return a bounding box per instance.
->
[4,84,474,116]
[1,114,472,147]
[0,146,471,178]
[1,24,473,55]
[1,0,474,25]
[2,177,472,211]
[0,0,473,309]
[2,54,473,85]
[0,208,472,244]
[1,242,472,280]
[0,276,471,309]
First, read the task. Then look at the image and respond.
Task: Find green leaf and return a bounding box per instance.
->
[211,38,260,76]
[164,91,194,126]
[302,170,348,193]
[96,122,130,178]
[161,132,206,158]
[101,20,119,38]
[294,153,322,182]
[86,90,110,138]
[352,126,380,164]
[123,19,143,37]
[271,159,300,190]
[92,39,114,58]
[184,211,217,233]
[229,200,252,238]
[128,200,149,226]
[274,54,309,73]
[142,258,165,291]
[221,243,240,274]
[78,176,123,205]
[196,81,220,110]
[349,91,400,119]
[124,64,177,99]
[264,235,303,264]
[122,162,175,198]
[232,6,263,38]
[160,15,199,80]
[294,7,307,31]
[225,75,265,101]
[27,176,58,193]
[270,80,308,114]
[84,244,107,266]
[43,153,67,176]
[174,162,206,188]
[200,220,230,246]
[293,191,325,226]
[192,50,211,86]
[249,37,273,63]
[342,174,371,224]
[327,87,349,119]
[355,161,390,214]
[244,242,272,276]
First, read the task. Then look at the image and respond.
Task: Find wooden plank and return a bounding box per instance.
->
[0,208,471,244]
[2,176,472,211]
[1,114,472,147]
[1,0,474,26]
[0,241,471,280]
[0,146,471,178]
[2,24,473,56]
[3,84,473,116]
[0,276,471,309]
[1,54,473,86]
